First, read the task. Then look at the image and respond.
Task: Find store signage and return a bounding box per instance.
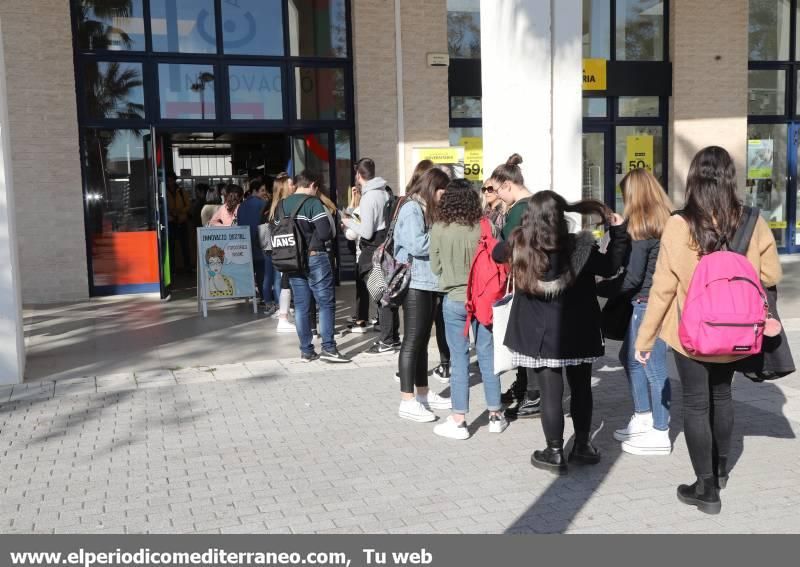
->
[583,59,607,91]
[768,221,788,229]
[626,136,654,173]
[460,137,484,182]
[747,139,774,180]
[196,226,257,318]
[427,53,450,67]
[411,147,465,180]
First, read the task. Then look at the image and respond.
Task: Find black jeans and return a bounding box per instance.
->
[378,304,400,345]
[530,364,593,441]
[399,289,436,394]
[673,352,736,478]
[434,293,451,366]
[356,269,372,322]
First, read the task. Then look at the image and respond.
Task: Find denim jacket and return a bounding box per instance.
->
[393,199,439,291]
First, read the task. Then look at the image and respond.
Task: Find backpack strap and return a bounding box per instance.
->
[289,196,313,219]
[384,196,408,245]
[729,206,760,256]
[463,218,493,336]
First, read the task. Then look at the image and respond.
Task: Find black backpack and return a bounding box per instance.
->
[271,196,312,274]
[382,186,400,230]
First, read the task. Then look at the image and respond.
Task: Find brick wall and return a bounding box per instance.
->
[670,0,749,204]
[0,0,88,303]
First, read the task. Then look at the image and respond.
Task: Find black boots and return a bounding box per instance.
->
[531,439,568,475]
[677,476,721,514]
[568,433,601,465]
[714,456,729,489]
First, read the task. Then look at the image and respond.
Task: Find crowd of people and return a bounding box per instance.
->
[178,145,782,515]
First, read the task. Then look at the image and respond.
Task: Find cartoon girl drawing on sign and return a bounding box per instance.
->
[205,245,235,297]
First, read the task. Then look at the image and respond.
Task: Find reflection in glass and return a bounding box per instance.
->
[158,64,216,119]
[295,67,346,121]
[222,0,283,55]
[583,0,611,59]
[288,0,348,58]
[151,0,217,54]
[84,129,159,287]
[583,98,607,118]
[228,66,283,120]
[746,124,787,247]
[583,132,606,230]
[447,0,481,59]
[335,130,354,209]
[749,0,791,61]
[450,96,482,119]
[615,125,664,211]
[748,69,786,115]
[292,133,331,191]
[616,0,664,61]
[85,61,145,120]
[77,0,145,51]
[619,96,659,118]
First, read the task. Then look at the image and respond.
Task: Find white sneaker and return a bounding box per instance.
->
[276,319,296,334]
[399,399,436,423]
[434,416,469,440]
[488,414,508,434]
[621,428,672,456]
[418,391,452,411]
[394,372,400,383]
[613,412,653,441]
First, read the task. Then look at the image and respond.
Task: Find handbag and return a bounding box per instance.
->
[368,198,411,307]
[735,285,795,382]
[601,292,634,341]
[492,274,516,375]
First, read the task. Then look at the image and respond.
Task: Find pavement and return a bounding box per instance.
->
[2,258,800,534]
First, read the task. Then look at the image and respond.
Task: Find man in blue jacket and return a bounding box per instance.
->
[237,176,276,314]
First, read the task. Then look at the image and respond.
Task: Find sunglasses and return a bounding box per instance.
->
[481,185,496,194]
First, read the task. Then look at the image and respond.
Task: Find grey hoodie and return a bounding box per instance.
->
[344,177,389,240]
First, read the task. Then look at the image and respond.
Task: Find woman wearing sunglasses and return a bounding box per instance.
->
[481,180,507,233]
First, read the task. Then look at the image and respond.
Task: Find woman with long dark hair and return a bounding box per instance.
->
[636,146,781,513]
[395,168,452,422]
[209,184,244,226]
[495,191,629,474]
[430,179,506,439]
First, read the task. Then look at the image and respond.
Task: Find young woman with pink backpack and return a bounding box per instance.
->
[635,146,782,514]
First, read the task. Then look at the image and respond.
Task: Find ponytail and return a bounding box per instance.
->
[564,199,612,226]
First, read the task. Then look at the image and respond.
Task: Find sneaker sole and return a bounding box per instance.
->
[433,429,469,440]
[676,491,722,515]
[613,430,650,442]
[363,348,396,356]
[320,355,350,363]
[489,425,508,434]
[425,403,452,411]
[621,443,672,456]
[399,410,436,423]
[435,376,450,384]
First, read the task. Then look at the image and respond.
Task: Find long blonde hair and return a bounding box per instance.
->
[269,173,294,220]
[620,168,673,241]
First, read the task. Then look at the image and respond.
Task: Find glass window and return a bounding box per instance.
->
[334,130,354,209]
[583,98,607,118]
[450,96,482,119]
[228,66,283,120]
[294,67,346,121]
[84,61,145,120]
[619,96,659,118]
[77,0,146,51]
[746,124,787,248]
[749,0,791,61]
[615,125,664,211]
[447,0,481,59]
[83,129,159,288]
[222,0,283,56]
[158,64,216,119]
[583,133,605,202]
[615,0,664,61]
[288,0,348,58]
[748,69,786,115]
[449,127,483,185]
[151,0,217,54]
[292,132,331,190]
[583,0,611,59]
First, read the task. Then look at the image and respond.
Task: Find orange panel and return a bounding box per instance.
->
[92,232,160,286]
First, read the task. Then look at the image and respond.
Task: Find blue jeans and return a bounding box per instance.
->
[620,301,671,431]
[289,254,337,355]
[443,297,502,414]
[272,263,283,301]
[253,252,275,303]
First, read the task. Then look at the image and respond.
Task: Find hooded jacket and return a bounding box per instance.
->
[503,225,630,360]
[343,177,389,241]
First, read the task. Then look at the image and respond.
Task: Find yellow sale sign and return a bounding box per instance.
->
[460,137,484,182]
[626,136,654,173]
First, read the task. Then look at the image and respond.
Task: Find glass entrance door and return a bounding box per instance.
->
[144,128,171,299]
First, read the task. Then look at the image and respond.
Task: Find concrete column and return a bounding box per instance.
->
[670,0,749,204]
[480,0,582,201]
[0,18,25,385]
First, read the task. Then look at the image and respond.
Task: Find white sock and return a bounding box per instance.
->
[278,289,291,316]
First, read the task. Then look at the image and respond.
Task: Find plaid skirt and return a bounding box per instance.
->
[511,351,599,369]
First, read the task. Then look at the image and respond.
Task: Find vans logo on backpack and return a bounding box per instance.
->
[272,234,295,248]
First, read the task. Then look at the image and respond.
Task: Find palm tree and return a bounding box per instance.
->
[77,0,136,50]
[87,62,145,120]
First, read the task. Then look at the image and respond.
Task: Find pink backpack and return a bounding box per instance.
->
[678,211,768,357]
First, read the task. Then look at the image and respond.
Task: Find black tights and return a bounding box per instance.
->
[434,293,450,366]
[399,289,436,394]
[529,364,593,441]
[673,352,735,478]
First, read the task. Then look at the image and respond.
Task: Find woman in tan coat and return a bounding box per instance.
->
[635,146,781,514]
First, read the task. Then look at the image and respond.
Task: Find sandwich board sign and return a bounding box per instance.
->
[196,226,257,318]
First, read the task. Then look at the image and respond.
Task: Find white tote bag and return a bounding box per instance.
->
[492,275,516,374]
